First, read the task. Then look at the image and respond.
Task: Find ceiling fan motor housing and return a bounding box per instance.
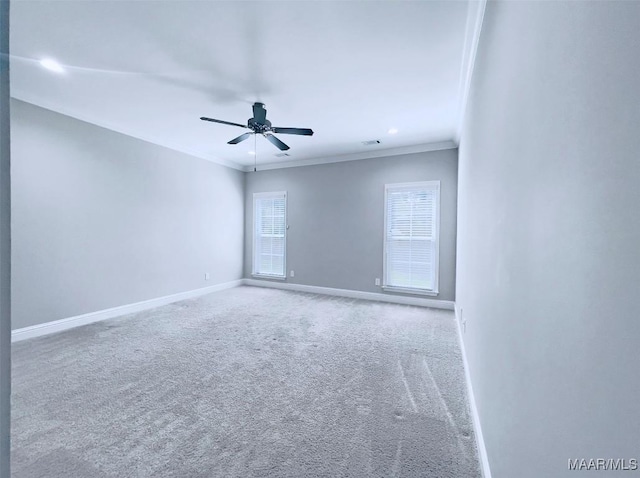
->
[248,118,271,133]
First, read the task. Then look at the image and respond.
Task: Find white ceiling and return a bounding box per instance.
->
[10,0,483,171]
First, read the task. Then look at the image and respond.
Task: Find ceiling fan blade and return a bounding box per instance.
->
[228,132,253,145]
[264,134,290,151]
[200,117,248,128]
[272,127,314,136]
[252,102,267,124]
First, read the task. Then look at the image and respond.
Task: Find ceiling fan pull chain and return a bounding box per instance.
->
[254,132,257,172]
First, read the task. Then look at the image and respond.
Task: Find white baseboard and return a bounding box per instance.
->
[242,278,454,310]
[12,278,451,342]
[455,305,492,478]
[11,279,243,342]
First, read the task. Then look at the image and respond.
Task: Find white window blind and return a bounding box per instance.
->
[253,191,287,278]
[384,181,440,294]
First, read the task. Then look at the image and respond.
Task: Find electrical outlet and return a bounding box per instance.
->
[205,273,210,280]
[375,278,381,286]
[290,270,295,278]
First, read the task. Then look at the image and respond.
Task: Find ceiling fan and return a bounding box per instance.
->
[200,102,313,151]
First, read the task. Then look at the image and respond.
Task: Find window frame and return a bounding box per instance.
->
[382,180,440,296]
[252,191,287,280]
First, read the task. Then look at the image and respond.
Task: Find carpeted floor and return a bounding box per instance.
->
[11,286,481,477]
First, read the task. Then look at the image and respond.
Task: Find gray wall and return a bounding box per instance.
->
[0,0,11,475]
[244,150,458,302]
[457,2,640,477]
[11,99,244,330]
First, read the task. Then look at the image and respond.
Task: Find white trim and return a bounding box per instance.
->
[253,191,287,199]
[9,95,244,171]
[383,180,440,295]
[243,278,454,310]
[11,97,457,173]
[253,191,288,199]
[243,140,457,172]
[455,305,492,478]
[384,181,440,190]
[251,274,286,281]
[455,0,488,144]
[11,279,243,342]
[381,286,438,297]
[252,191,287,278]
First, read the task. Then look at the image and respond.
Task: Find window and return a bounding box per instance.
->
[253,191,287,278]
[383,181,440,295]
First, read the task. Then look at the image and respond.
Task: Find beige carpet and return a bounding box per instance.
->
[11,286,481,477]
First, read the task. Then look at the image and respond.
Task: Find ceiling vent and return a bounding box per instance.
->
[362,140,381,146]
[274,152,291,157]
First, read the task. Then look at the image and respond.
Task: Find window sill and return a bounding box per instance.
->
[381,286,438,297]
[252,274,286,281]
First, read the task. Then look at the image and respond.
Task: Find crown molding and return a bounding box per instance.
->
[13,94,455,174]
[13,94,458,174]
[455,0,488,144]
[243,140,458,172]
[10,94,245,171]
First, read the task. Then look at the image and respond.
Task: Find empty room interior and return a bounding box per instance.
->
[1,0,639,477]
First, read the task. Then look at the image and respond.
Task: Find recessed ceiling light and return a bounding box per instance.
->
[248,151,256,155]
[39,58,65,73]
[388,128,399,135]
